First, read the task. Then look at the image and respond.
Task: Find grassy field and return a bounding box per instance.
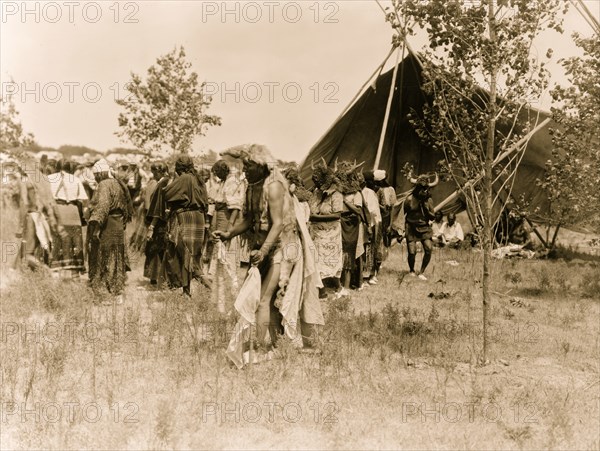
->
[1,208,599,449]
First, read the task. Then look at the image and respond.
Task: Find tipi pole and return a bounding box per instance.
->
[434,117,552,212]
[300,46,397,167]
[374,43,403,170]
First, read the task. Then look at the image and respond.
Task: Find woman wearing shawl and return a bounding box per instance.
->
[87,159,134,303]
[209,160,245,312]
[144,162,170,287]
[47,159,88,278]
[214,145,324,362]
[163,155,208,296]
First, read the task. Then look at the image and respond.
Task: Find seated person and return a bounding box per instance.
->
[431,211,445,246]
[509,217,533,250]
[440,213,464,248]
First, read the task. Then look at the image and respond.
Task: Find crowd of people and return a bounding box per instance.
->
[5,147,477,297]
[6,144,536,363]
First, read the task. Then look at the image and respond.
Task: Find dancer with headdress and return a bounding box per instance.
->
[336,160,368,291]
[214,144,324,367]
[307,159,346,298]
[404,172,439,280]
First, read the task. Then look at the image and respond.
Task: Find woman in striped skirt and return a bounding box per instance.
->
[163,155,208,296]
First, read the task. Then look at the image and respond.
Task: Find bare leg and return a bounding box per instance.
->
[407,241,417,273]
[256,262,281,347]
[342,267,351,289]
[420,239,433,274]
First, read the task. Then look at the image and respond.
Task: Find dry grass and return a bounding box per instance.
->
[1,206,599,450]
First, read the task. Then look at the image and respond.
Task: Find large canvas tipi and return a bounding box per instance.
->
[299,48,555,221]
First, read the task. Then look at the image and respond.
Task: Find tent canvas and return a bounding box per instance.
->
[299,50,555,223]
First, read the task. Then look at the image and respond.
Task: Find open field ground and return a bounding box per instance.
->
[1,206,599,449]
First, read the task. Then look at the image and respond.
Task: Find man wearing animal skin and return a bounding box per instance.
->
[403,173,439,280]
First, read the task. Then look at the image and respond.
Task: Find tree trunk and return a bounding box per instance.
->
[482,0,498,364]
[551,223,562,249]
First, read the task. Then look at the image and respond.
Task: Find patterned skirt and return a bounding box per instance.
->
[164,210,204,288]
[310,219,342,279]
[51,224,85,274]
[88,214,127,296]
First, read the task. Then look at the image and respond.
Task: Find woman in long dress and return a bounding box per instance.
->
[163,155,208,296]
[144,162,170,287]
[87,159,134,303]
[307,161,346,297]
[47,159,88,278]
[210,160,245,313]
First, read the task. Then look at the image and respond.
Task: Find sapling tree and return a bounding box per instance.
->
[116,46,221,156]
[384,0,564,361]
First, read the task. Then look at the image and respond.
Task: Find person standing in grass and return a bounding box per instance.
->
[362,171,382,286]
[336,161,368,291]
[17,163,63,271]
[87,158,133,304]
[215,144,324,353]
[47,158,88,279]
[404,173,439,280]
[375,169,397,258]
[144,161,170,288]
[163,154,208,296]
[307,160,346,298]
[209,159,245,313]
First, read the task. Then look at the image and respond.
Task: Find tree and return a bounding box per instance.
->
[386,0,564,362]
[538,33,600,238]
[116,46,221,156]
[0,96,35,151]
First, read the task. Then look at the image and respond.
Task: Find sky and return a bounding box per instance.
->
[1,0,598,161]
